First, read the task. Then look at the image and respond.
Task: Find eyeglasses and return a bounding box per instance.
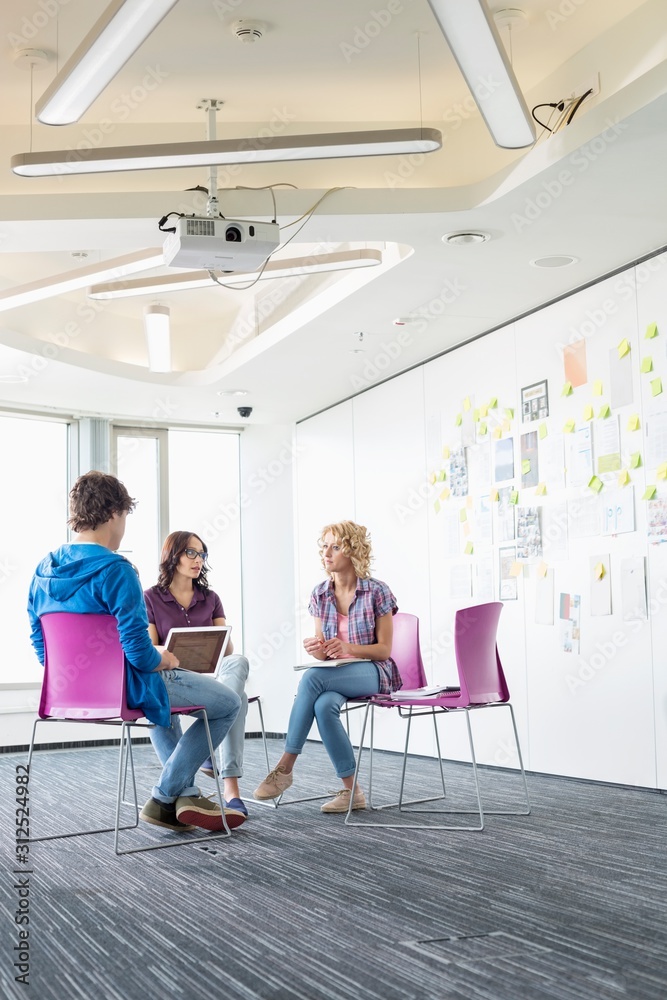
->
[184,547,207,562]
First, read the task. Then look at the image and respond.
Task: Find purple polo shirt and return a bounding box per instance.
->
[143,585,225,644]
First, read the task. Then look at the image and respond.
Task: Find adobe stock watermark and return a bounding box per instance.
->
[245,600,310,669]
[339,2,404,64]
[7,0,74,49]
[510,119,629,232]
[545,0,589,31]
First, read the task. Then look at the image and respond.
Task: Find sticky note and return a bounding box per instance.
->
[480,405,488,418]
[617,338,630,358]
[489,397,498,409]
[463,396,471,411]
[646,322,658,339]
[641,356,654,373]
[479,421,488,436]
[442,445,450,459]
[502,419,511,433]
[538,422,548,440]
[538,561,548,578]
[466,495,474,509]
[627,414,640,431]
[593,379,603,396]
[594,562,606,580]
[522,459,531,475]
[463,521,471,537]
[651,377,663,397]
[459,508,467,523]
[464,541,474,555]
[433,500,441,514]
[510,561,522,578]
[440,487,450,501]
[428,472,436,485]
[598,404,611,418]
[493,427,502,439]
[455,413,462,426]
[583,405,594,421]
[490,489,499,502]
[643,485,657,500]
[504,408,514,420]
[473,408,480,423]
[630,452,642,468]
[564,419,576,434]
[510,490,519,505]
[658,463,667,482]
[588,475,604,493]
[618,470,630,486]
[562,381,573,397]
[535,482,547,496]
[436,470,446,482]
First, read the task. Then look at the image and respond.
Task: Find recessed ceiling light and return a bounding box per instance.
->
[530,255,579,268]
[216,389,249,397]
[442,231,491,246]
[0,374,28,383]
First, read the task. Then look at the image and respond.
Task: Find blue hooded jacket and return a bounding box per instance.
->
[27,543,169,726]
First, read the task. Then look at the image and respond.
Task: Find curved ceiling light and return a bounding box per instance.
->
[426,0,535,149]
[144,304,171,372]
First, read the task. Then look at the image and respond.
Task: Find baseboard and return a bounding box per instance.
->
[1,732,287,755]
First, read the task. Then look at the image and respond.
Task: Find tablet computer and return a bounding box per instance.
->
[164,626,231,673]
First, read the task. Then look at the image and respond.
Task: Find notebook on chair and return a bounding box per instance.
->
[164,626,231,673]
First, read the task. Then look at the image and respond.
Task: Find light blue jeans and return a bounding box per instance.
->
[148,669,241,803]
[285,661,381,778]
[213,654,249,777]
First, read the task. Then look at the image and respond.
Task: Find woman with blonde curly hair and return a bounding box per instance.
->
[254,520,400,813]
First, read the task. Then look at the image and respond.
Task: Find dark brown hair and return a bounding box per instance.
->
[157,531,210,592]
[68,471,136,532]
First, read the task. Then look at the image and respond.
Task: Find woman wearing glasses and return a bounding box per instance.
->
[144,531,250,817]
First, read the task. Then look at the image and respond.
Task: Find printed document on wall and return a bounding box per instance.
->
[621,557,647,620]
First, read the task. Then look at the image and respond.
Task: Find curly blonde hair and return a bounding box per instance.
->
[319,521,372,579]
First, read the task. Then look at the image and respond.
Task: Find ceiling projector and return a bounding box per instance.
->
[163,217,281,271]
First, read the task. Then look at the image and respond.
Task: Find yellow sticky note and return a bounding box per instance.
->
[442,445,450,459]
[583,405,594,421]
[459,508,467,523]
[657,463,667,481]
[504,408,514,420]
[588,475,604,493]
[502,419,511,433]
[463,396,471,411]
[593,380,603,396]
[538,561,548,578]
[562,381,573,397]
[428,472,436,485]
[630,452,642,468]
[473,408,480,423]
[618,338,630,358]
[464,541,474,555]
[510,490,519,505]
[489,397,498,409]
[480,405,488,418]
[646,322,658,339]
[641,356,654,373]
[627,414,640,432]
[522,459,531,475]
[618,470,630,487]
[651,377,663,397]
[643,485,657,500]
[493,427,502,440]
[538,422,548,440]
[479,421,488,436]
[440,487,450,501]
[594,562,606,580]
[436,470,446,482]
[535,482,547,496]
[564,419,576,434]
[598,404,611,419]
[510,561,522,578]
[433,500,441,514]
[455,413,462,426]
[490,489,499,502]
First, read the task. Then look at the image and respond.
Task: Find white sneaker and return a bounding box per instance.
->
[320,787,367,813]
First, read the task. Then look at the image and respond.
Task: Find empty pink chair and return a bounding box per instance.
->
[27,612,233,855]
[345,602,530,830]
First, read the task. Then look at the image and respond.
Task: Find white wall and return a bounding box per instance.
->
[293,250,667,790]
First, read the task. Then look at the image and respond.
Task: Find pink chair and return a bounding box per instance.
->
[345,602,530,830]
[27,612,234,855]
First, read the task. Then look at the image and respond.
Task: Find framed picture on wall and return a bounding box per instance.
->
[521,379,549,422]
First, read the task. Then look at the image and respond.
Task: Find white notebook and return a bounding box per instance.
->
[293,658,366,672]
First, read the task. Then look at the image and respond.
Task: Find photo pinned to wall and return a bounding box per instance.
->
[496,486,516,542]
[521,379,549,422]
[647,497,667,545]
[520,430,539,488]
[563,339,588,388]
[449,446,469,497]
[494,436,515,482]
[516,506,542,559]
[498,544,518,601]
[559,593,581,654]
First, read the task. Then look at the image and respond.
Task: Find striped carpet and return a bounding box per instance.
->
[1,738,665,1000]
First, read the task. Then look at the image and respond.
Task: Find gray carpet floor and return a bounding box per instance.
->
[1,737,665,1000]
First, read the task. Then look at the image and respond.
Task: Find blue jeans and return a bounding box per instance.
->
[213,654,249,777]
[148,669,241,803]
[285,661,381,778]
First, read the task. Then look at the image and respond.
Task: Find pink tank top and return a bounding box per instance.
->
[336,613,355,658]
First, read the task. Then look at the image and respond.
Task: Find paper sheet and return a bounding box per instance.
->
[590,554,612,616]
[621,556,648,620]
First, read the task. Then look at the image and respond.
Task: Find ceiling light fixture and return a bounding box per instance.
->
[0,248,164,313]
[216,389,249,397]
[35,0,180,125]
[530,255,579,268]
[144,304,171,372]
[442,231,491,245]
[11,128,443,177]
[87,249,384,299]
[425,0,535,149]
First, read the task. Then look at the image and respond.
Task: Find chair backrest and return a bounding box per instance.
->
[38,613,138,721]
[391,613,427,689]
[453,602,509,705]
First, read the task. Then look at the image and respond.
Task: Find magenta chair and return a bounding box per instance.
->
[345,602,530,830]
[27,612,233,855]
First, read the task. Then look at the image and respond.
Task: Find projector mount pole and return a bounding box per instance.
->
[196,98,224,219]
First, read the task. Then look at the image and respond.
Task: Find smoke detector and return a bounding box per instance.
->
[230,20,266,44]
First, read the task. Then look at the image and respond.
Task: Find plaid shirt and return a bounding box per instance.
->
[308,577,400,694]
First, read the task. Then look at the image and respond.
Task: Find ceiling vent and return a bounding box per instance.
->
[230,20,265,44]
